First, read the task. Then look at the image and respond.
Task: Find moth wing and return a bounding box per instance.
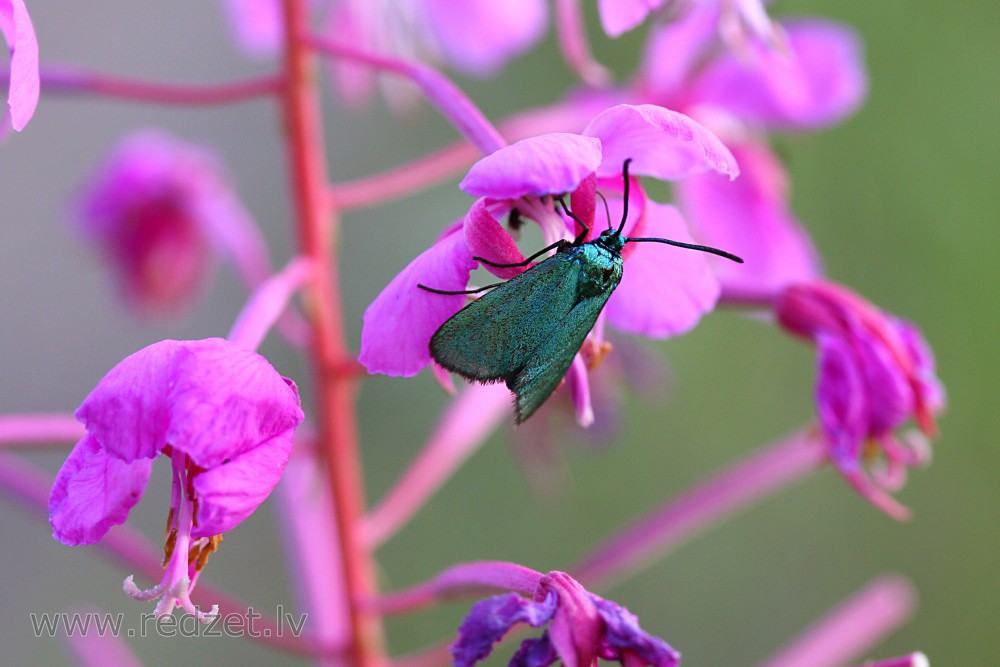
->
[508,289,613,424]
[430,253,580,382]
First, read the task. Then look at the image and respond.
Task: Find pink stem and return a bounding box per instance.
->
[373,561,543,616]
[0,413,84,447]
[63,607,144,667]
[759,575,917,667]
[0,451,338,658]
[857,653,929,667]
[718,283,780,309]
[304,36,506,156]
[227,256,314,351]
[279,2,385,666]
[554,0,613,87]
[363,384,509,549]
[34,66,282,105]
[572,429,826,588]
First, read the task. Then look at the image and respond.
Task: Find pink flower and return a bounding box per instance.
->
[360,104,736,421]
[49,338,304,618]
[776,282,944,519]
[76,131,270,313]
[0,0,39,133]
[599,0,778,49]
[453,570,680,667]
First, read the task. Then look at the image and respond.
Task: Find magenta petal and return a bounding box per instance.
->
[423,0,547,75]
[640,5,718,99]
[360,228,477,376]
[591,596,681,667]
[677,140,821,292]
[163,339,304,468]
[452,592,558,667]
[0,0,39,131]
[584,104,738,180]
[49,434,153,546]
[693,20,867,129]
[460,134,602,199]
[597,0,662,38]
[605,202,720,337]
[816,333,866,467]
[191,429,294,537]
[464,199,529,279]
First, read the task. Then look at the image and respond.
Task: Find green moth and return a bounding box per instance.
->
[421,160,742,423]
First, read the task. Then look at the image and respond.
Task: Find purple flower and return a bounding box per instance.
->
[76,131,269,313]
[0,0,39,133]
[360,104,735,423]
[49,338,304,618]
[453,571,680,667]
[776,282,944,519]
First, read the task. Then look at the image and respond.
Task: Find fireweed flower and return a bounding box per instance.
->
[48,338,304,618]
[598,0,778,49]
[634,9,867,292]
[0,0,39,133]
[76,131,269,313]
[776,282,944,519]
[360,103,737,424]
[453,570,680,667]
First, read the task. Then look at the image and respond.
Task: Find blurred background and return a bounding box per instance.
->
[1,1,996,664]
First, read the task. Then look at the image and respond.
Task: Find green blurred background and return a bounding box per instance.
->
[1,1,996,664]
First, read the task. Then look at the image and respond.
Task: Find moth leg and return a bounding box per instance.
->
[556,195,590,245]
[473,239,569,269]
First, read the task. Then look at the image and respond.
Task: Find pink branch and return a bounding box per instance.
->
[554,0,613,87]
[572,430,826,588]
[34,66,282,105]
[227,256,314,351]
[760,575,917,667]
[0,413,83,447]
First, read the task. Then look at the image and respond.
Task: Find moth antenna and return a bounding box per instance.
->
[625,237,745,263]
[556,196,590,245]
[595,191,613,231]
[616,158,633,236]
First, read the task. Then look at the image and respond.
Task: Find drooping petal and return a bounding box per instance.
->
[164,340,304,468]
[597,0,663,38]
[605,202,720,337]
[423,0,547,76]
[639,4,718,100]
[452,592,558,667]
[815,333,866,468]
[542,572,602,667]
[592,596,682,667]
[511,633,559,667]
[464,199,529,280]
[692,20,867,129]
[584,104,739,180]
[191,426,296,537]
[220,0,283,58]
[0,0,39,131]
[460,133,603,199]
[677,139,821,292]
[49,434,153,546]
[360,227,477,376]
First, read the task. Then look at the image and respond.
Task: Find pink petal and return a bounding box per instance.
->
[460,133,602,199]
[584,104,738,181]
[597,0,662,38]
[220,0,283,58]
[322,0,378,108]
[605,202,720,337]
[639,4,718,100]
[0,0,39,131]
[191,428,295,537]
[359,227,477,376]
[692,20,867,129]
[676,139,821,292]
[464,199,529,279]
[49,434,153,546]
[423,0,547,75]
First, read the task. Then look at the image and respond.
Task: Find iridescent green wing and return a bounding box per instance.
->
[508,288,615,423]
[430,252,581,382]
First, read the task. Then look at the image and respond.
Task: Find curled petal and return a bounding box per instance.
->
[423,0,548,76]
[460,133,603,199]
[677,139,821,292]
[49,434,153,546]
[0,0,39,131]
[464,199,529,279]
[693,20,867,129]
[191,428,295,537]
[452,592,558,667]
[592,596,681,667]
[360,227,477,376]
[584,104,739,180]
[605,202,720,337]
[816,333,867,467]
